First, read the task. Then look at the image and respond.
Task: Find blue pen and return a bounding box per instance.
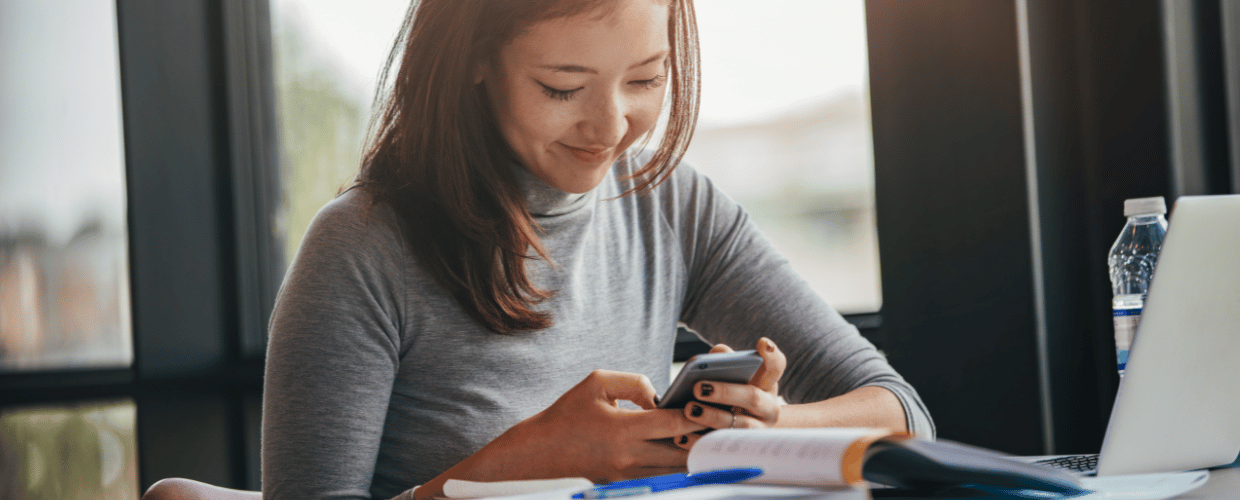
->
[571,468,763,499]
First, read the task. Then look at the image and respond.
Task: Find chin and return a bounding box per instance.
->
[536,157,615,194]
[557,169,611,194]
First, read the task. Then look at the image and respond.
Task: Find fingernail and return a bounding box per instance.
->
[700,383,714,397]
[764,338,775,352]
[690,404,703,418]
[653,395,661,405]
[679,435,689,445]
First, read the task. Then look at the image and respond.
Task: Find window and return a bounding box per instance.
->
[0,400,138,500]
[684,0,881,314]
[0,0,132,372]
[269,0,408,265]
[0,2,138,498]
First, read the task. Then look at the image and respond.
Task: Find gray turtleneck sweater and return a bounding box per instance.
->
[261,155,934,500]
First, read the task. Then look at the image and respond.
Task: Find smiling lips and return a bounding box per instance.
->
[561,143,612,164]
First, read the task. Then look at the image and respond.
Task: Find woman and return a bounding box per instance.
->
[261,0,935,499]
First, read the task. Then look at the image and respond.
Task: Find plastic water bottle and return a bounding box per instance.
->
[1107,196,1168,378]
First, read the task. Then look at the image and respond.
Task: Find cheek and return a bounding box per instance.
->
[504,94,574,146]
[627,93,666,137]
[486,70,553,146]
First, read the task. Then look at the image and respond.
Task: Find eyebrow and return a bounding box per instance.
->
[538,52,668,74]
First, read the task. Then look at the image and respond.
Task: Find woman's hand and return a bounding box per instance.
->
[519,370,707,480]
[417,370,706,498]
[675,337,787,449]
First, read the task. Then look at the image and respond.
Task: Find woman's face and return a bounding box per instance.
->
[484,0,670,194]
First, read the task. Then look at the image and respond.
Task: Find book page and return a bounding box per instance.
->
[686,428,894,486]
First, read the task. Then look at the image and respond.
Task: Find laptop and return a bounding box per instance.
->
[1028,194,1240,477]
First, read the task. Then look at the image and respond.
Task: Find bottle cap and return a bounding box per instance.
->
[1123,196,1166,216]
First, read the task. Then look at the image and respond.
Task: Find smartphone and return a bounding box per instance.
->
[657,350,763,409]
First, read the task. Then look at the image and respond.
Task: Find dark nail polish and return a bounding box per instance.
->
[700,383,714,397]
[679,435,689,445]
[690,404,703,418]
[653,395,661,405]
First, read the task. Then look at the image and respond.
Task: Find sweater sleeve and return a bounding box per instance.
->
[670,165,935,438]
[261,192,414,500]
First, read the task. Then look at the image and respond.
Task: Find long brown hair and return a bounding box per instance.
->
[356,0,700,334]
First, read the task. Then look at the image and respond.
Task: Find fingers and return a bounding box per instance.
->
[535,371,708,483]
[684,382,780,427]
[628,407,708,440]
[695,381,765,416]
[708,338,785,392]
[673,431,705,450]
[683,401,748,431]
[580,370,708,440]
[750,337,786,393]
[587,370,659,410]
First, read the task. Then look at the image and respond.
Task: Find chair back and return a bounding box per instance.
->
[142,478,262,500]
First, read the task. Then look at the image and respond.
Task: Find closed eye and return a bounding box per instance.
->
[540,83,581,101]
[633,74,667,90]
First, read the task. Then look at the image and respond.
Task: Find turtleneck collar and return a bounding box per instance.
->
[510,162,598,217]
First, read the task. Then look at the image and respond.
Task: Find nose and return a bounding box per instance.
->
[578,88,628,148]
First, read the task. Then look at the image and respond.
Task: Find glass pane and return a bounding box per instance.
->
[270,0,409,265]
[684,0,881,314]
[0,400,139,500]
[0,2,133,370]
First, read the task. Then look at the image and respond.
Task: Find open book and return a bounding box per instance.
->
[688,428,1087,496]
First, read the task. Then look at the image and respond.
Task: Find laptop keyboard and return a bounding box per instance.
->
[1034,454,1099,474]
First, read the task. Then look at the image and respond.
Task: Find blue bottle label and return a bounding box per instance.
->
[1113,308,1141,374]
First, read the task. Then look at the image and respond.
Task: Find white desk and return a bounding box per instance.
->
[1169,465,1240,499]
